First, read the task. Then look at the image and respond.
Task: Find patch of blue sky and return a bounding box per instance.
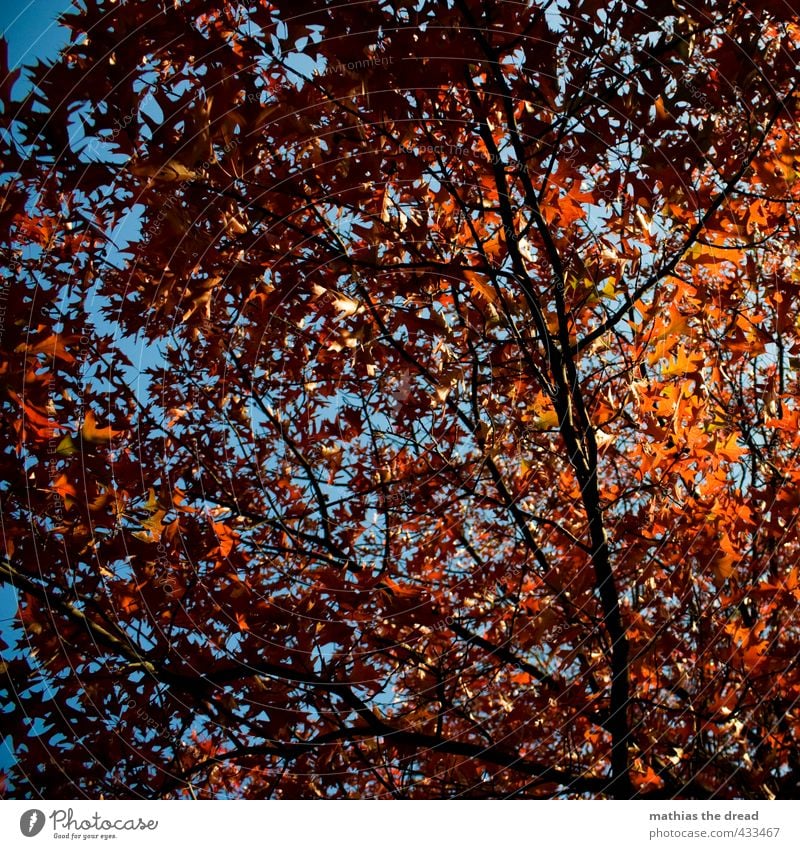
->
[0,0,70,78]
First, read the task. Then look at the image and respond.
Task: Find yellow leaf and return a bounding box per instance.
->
[81,410,124,445]
[706,406,728,433]
[56,434,79,456]
[333,295,361,317]
[531,409,559,430]
[133,508,167,543]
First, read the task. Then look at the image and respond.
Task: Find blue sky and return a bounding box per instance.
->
[0,0,70,73]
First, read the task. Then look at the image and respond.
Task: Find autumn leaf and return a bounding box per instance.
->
[16,333,76,363]
[333,295,362,317]
[81,410,125,445]
[464,269,498,305]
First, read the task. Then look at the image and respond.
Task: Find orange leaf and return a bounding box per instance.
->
[714,432,746,463]
[17,333,76,363]
[212,521,237,558]
[52,473,77,509]
[464,270,498,304]
[712,553,736,588]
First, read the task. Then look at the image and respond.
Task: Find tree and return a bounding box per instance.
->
[2,0,800,800]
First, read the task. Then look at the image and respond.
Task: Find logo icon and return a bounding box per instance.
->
[20,810,45,837]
